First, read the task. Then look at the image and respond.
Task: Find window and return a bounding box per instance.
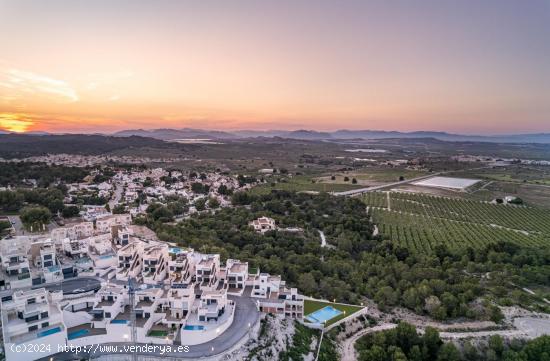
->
[42,322,49,328]
[28,325,38,332]
[43,254,52,260]
[105,312,111,318]
[25,315,39,322]
[27,298,36,304]
[40,311,49,319]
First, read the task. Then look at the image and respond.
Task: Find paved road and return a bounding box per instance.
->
[6,215,23,234]
[40,277,102,295]
[42,295,259,360]
[5,215,58,235]
[318,230,327,247]
[341,324,397,361]
[109,183,123,209]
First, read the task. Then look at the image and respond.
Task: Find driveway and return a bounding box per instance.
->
[40,277,102,295]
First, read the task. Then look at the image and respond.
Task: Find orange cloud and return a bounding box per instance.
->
[0,113,34,133]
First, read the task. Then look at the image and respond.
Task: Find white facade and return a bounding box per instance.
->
[195,254,220,289]
[142,244,169,284]
[116,241,144,281]
[96,214,132,234]
[1,289,66,361]
[249,217,276,233]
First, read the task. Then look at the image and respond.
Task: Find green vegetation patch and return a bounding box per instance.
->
[279,321,320,361]
[147,330,168,337]
[356,322,550,361]
[250,175,363,195]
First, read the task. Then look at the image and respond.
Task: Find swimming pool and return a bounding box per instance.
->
[37,326,62,338]
[183,325,205,331]
[169,247,182,254]
[99,254,114,259]
[110,319,128,324]
[68,329,90,340]
[305,306,343,324]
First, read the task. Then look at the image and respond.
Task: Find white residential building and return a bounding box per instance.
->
[249,216,276,233]
[116,241,144,281]
[168,249,194,287]
[225,259,248,291]
[62,238,88,259]
[251,273,304,319]
[29,240,57,269]
[195,254,220,289]
[0,244,31,290]
[96,214,132,233]
[51,222,94,244]
[198,289,228,322]
[142,244,169,284]
[1,288,66,361]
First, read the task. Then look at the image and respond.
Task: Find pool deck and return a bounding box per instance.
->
[68,324,106,340]
[305,306,342,323]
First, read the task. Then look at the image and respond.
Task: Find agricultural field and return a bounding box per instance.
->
[250,175,363,195]
[364,191,550,252]
[464,165,550,186]
[316,167,429,186]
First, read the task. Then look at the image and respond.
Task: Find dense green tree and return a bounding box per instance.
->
[62,205,80,218]
[436,343,460,361]
[112,204,127,214]
[20,206,52,230]
[195,198,206,211]
[297,273,317,296]
[208,197,220,209]
[0,162,88,187]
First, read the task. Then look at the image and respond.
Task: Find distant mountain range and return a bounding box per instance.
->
[2,127,549,144]
[111,128,550,144]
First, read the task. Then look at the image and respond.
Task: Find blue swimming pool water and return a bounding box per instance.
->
[169,247,182,254]
[110,319,128,324]
[37,326,62,338]
[305,306,343,324]
[68,329,90,340]
[183,325,205,331]
[99,254,114,259]
[47,265,60,272]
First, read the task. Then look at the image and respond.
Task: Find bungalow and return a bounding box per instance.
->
[249,216,276,233]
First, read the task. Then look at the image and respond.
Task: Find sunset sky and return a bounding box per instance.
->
[1,0,549,134]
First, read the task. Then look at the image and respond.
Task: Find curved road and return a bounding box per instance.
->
[341,324,396,361]
[42,295,259,360]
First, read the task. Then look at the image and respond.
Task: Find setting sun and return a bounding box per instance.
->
[0,114,34,133]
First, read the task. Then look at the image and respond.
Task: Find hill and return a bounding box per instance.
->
[111,127,550,144]
[113,128,237,140]
[0,134,177,158]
